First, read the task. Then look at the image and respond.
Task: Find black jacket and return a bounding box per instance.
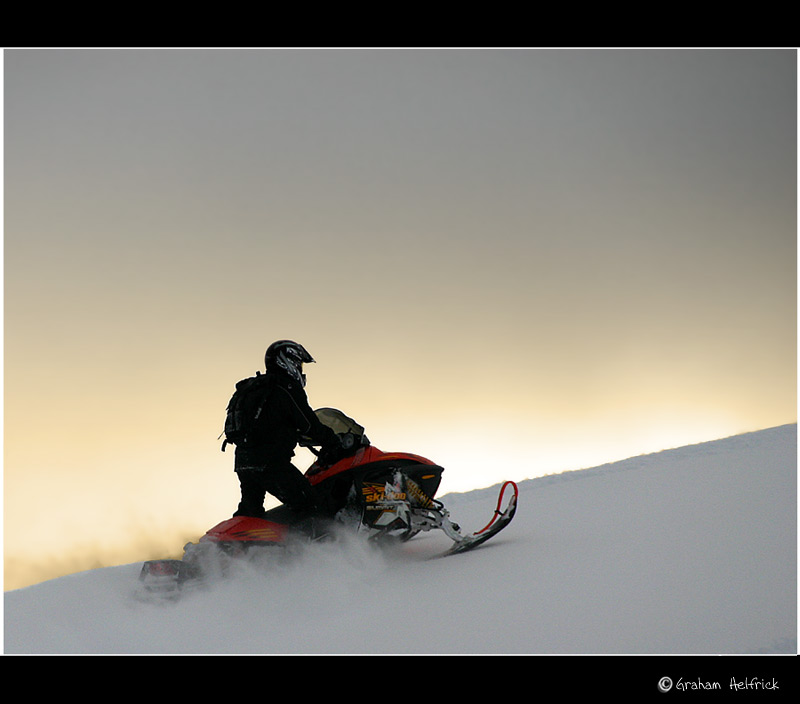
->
[234,371,337,470]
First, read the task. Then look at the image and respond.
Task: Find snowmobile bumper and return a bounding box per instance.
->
[136,559,188,602]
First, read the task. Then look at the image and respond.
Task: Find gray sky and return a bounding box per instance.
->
[3,48,796,589]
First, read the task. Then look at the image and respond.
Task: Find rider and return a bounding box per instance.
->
[232,340,339,518]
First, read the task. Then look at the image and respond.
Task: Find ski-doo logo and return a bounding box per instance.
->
[362,482,406,503]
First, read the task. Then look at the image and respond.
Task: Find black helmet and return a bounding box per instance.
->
[265,340,315,386]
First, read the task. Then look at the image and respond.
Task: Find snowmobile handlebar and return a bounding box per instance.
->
[299,430,362,457]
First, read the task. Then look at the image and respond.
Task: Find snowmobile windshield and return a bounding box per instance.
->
[314,408,366,439]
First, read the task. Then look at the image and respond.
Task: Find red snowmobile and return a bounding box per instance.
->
[137,408,518,602]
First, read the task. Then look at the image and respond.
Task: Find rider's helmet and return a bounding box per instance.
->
[265,340,315,387]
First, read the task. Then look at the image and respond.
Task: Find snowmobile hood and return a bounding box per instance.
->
[306,445,439,486]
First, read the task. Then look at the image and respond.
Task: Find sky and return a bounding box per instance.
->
[3,48,797,591]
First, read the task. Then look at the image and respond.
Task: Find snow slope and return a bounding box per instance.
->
[4,425,796,655]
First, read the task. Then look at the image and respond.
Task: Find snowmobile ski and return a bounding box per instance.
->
[439,480,518,556]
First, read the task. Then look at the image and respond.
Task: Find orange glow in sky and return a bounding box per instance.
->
[3,48,796,591]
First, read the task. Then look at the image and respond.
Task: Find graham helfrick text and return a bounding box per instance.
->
[658,676,780,693]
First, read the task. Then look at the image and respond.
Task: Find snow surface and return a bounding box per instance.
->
[4,424,796,655]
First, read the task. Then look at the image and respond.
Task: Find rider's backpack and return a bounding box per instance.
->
[221,372,273,451]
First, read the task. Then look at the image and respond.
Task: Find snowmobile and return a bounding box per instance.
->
[136,408,518,602]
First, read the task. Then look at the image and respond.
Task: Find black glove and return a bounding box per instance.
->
[318,435,344,466]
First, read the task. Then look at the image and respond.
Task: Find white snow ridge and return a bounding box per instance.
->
[4,424,796,656]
